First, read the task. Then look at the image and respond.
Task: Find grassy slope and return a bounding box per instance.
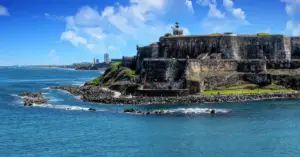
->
[87,62,135,86]
[202,89,296,95]
[202,82,296,95]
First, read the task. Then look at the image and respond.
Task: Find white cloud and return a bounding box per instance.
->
[73,6,102,26]
[60,1,192,54]
[197,0,225,19]
[286,20,300,36]
[232,8,246,21]
[182,27,191,35]
[285,4,293,15]
[102,7,115,17]
[0,5,9,16]
[281,0,300,35]
[197,0,216,6]
[222,0,248,23]
[185,0,194,14]
[223,0,233,9]
[281,0,300,16]
[82,27,106,40]
[61,31,89,47]
[48,50,60,61]
[199,0,249,34]
[208,4,225,19]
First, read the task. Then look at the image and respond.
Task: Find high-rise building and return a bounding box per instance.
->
[104,53,110,63]
[95,59,99,64]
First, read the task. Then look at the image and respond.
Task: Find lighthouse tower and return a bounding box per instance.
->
[171,22,183,36]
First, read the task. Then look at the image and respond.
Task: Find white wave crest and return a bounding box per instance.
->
[154,108,231,115]
[10,94,18,97]
[32,103,107,112]
[72,81,85,86]
[35,104,89,111]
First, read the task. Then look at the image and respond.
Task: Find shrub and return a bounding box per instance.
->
[87,77,101,85]
[257,32,271,36]
[209,33,222,36]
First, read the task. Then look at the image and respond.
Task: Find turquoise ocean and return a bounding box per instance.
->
[1,67,300,157]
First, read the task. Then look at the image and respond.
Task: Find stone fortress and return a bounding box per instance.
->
[131,22,300,96]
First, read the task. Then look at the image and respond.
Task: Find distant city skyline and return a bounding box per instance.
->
[0,0,299,65]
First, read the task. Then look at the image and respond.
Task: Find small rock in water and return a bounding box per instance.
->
[18,92,42,98]
[210,109,216,114]
[88,108,96,112]
[124,108,136,113]
[24,99,34,106]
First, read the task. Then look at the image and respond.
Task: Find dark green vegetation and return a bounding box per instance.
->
[86,62,135,86]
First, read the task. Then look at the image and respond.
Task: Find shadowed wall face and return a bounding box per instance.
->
[291,37,300,59]
[141,59,187,89]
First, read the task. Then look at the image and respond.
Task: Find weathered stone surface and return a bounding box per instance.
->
[18,92,42,98]
[156,35,294,60]
[108,83,141,95]
[18,92,49,106]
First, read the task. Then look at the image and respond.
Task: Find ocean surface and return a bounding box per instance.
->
[1,67,300,157]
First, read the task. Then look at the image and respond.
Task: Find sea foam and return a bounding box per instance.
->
[31,103,107,112]
[154,108,231,115]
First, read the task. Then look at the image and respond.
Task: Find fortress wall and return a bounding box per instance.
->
[187,59,238,76]
[141,59,187,89]
[159,36,223,58]
[143,59,186,82]
[136,46,153,73]
[237,60,266,73]
[234,35,290,60]
[159,35,292,60]
[267,60,300,69]
[291,37,300,59]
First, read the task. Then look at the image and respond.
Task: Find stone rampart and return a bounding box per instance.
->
[157,35,295,60]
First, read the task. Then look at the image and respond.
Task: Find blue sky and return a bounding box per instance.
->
[0,0,299,65]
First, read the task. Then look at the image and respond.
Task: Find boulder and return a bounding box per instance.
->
[19,92,48,106]
[88,108,97,112]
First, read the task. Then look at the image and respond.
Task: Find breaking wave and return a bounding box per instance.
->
[31,103,107,112]
[153,108,231,115]
[72,81,85,86]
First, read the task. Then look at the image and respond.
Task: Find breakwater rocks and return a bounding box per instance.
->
[50,85,300,104]
[50,85,115,99]
[86,92,300,104]
[123,108,219,115]
[18,92,49,106]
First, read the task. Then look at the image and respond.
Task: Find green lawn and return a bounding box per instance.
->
[201,89,297,95]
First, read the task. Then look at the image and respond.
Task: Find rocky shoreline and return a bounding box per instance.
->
[50,85,300,104]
